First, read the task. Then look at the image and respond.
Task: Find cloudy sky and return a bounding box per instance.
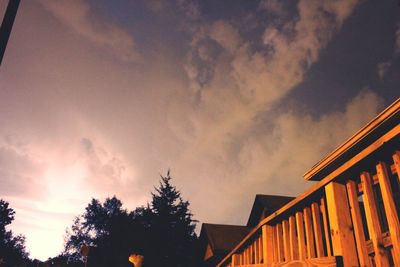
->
[0,0,399,261]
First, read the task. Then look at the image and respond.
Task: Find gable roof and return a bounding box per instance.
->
[247,194,294,227]
[200,223,251,254]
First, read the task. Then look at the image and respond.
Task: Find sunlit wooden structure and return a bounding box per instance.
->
[215,98,400,267]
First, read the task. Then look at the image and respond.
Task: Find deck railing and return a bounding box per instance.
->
[217,124,400,267]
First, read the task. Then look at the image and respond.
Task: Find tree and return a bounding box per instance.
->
[64,196,130,265]
[0,199,30,267]
[62,171,200,267]
[144,171,198,267]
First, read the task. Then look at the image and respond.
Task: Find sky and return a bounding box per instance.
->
[0,0,399,261]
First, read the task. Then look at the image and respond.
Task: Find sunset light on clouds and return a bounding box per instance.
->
[0,0,399,261]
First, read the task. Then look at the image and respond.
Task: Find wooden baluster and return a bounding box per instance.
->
[232,254,240,267]
[276,223,284,262]
[376,162,400,265]
[272,224,278,262]
[258,235,263,263]
[262,224,274,264]
[361,172,390,267]
[249,242,253,264]
[247,246,250,264]
[320,197,332,256]
[254,236,259,264]
[392,151,400,183]
[346,180,371,267]
[296,212,307,260]
[282,220,291,262]
[243,247,248,264]
[289,215,298,260]
[325,182,358,266]
[303,207,316,259]
[311,203,324,258]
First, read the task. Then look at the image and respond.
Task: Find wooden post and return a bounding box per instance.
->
[325,182,358,266]
[346,180,371,267]
[361,172,390,267]
[376,162,400,265]
[311,202,324,258]
[303,207,316,259]
[262,224,274,264]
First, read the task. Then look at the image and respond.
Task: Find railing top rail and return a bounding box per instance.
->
[304,98,400,181]
[217,124,400,267]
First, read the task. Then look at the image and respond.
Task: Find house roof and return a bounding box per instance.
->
[247,194,294,227]
[304,98,400,181]
[200,223,251,254]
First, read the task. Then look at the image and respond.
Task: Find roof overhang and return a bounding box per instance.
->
[303,98,400,181]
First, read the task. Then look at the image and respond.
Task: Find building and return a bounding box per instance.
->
[205,98,399,266]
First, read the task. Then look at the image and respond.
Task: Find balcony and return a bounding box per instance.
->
[217,99,400,267]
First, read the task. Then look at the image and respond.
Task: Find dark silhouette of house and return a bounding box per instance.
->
[200,194,294,266]
[200,223,251,267]
[247,195,294,228]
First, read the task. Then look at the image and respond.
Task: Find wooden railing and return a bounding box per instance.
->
[218,125,400,267]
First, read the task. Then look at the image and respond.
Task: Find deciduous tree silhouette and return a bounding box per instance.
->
[62,171,200,267]
[0,199,30,267]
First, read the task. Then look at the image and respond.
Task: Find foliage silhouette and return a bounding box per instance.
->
[62,171,200,267]
[0,199,30,267]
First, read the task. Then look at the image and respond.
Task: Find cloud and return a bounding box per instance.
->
[179,0,361,155]
[0,141,46,198]
[377,61,391,80]
[174,90,383,225]
[396,23,400,54]
[209,21,242,53]
[38,0,139,62]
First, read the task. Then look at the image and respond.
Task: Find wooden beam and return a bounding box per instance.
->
[346,180,371,267]
[320,198,332,257]
[303,207,316,259]
[325,182,358,266]
[311,203,324,258]
[289,216,298,260]
[361,172,390,267]
[376,162,400,265]
[296,212,307,260]
[282,220,291,262]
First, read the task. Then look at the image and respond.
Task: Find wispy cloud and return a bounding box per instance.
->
[38,0,139,62]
